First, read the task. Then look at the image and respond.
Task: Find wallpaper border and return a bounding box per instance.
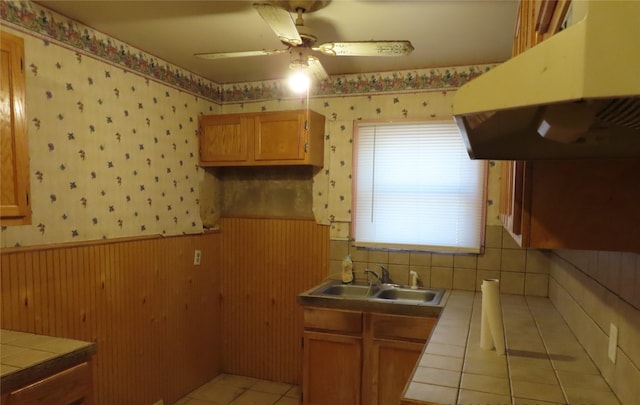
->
[222,65,494,103]
[1,1,496,104]
[0,0,224,102]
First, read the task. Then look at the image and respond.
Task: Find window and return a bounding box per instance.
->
[352,120,487,253]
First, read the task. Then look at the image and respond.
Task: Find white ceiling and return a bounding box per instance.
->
[35,0,519,85]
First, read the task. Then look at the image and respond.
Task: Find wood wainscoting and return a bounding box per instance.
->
[218,217,329,384]
[1,233,222,405]
[1,217,329,404]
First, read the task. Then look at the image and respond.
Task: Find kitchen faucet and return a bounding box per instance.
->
[364,264,392,284]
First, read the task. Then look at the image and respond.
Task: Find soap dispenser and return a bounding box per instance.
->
[409,270,419,289]
[341,254,354,284]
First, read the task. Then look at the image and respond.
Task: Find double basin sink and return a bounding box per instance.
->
[299,279,445,312]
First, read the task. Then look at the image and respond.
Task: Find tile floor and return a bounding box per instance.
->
[175,373,300,405]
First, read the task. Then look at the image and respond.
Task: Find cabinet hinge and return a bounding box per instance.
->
[20,57,24,73]
[304,119,308,131]
[304,143,308,153]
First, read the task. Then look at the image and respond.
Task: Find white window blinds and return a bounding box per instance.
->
[353,120,487,253]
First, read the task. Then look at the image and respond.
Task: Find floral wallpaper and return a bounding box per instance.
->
[1,0,499,247]
[0,23,220,247]
[221,93,502,237]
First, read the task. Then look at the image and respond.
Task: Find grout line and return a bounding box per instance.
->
[499,294,514,403]
[181,375,300,405]
[456,291,478,403]
[525,295,571,405]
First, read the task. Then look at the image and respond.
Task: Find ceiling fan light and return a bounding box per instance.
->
[289,70,310,93]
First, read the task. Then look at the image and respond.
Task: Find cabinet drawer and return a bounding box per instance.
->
[6,362,92,405]
[304,308,362,334]
[370,313,435,342]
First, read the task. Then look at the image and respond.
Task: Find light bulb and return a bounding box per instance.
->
[289,71,310,93]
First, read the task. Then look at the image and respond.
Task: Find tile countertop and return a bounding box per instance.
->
[0,329,96,394]
[401,290,621,405]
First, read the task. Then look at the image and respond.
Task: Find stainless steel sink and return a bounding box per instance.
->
[375,287,437,302]
[306,280,444,307]
[314,283,380,298]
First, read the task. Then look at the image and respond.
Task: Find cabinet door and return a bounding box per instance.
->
[499,160,530,246]
[4,362,93,405]
[365,313,434,405]
[199,114,252,164]
[528,159,640,251]
[512,0,571,55]
[254,111,305,162]
[499,159,640,251]
[1,30,31,225]
[302,331,362,405]
[370,339,424,405]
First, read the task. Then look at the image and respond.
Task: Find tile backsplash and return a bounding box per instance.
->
[329,229,640,404]
[549,250,640,405]
[328,224,551,296]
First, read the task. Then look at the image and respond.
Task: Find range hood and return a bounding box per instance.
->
[453,1,640,160]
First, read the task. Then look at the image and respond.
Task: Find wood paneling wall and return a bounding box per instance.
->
[1,233,222,405]
[1,218,329,404]
[218,217,329,384]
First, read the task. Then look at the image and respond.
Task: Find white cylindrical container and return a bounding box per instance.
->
[480,278,506,355]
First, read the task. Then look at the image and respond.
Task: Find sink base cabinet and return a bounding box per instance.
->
[365,313,435,405]
[303,331,362,405]
[301,307,435,405]
[369,340,424,405]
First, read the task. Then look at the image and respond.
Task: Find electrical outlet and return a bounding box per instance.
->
[608,323,618,363]
[193,250,201,265]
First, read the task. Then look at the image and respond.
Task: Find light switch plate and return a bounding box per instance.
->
[608,323,618,363]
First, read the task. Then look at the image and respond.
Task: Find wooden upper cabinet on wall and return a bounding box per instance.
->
[199,109,325,167]
[512,0,572,56]
[1,30,31,225]
[500,159,640,251]
[501,0,640,252]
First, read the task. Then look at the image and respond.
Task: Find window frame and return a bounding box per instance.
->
[351,118,488,254]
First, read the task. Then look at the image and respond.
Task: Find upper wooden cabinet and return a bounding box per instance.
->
[1,30,31,225]
[500,160,640,251]
[199,109,325,167]
[512,0,572,55]
[500,0,640,252]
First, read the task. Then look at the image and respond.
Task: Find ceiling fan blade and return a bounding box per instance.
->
[254,3,302,46]
[195,49,288,60]
[313,41,414,57]
[307,56,329,81]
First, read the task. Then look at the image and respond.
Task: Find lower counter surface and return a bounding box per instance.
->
[0,329,96,394]
[402,290,621,405]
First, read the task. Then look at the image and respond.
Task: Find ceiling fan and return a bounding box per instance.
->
[194,1,414,83]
